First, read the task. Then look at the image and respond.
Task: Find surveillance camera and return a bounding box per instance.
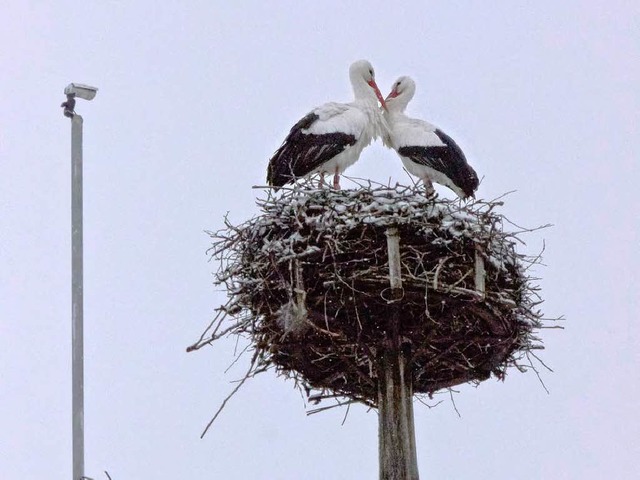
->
[64,83,98,101]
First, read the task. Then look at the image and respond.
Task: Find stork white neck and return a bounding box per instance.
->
[349,59,386,108]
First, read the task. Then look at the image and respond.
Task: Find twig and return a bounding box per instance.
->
[200,353,258,438]
[341,402,351,426]
[525,351,550,394]
[449,389,461,418]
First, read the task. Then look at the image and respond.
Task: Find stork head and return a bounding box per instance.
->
[349,60,387,110]
[385,76,416,113]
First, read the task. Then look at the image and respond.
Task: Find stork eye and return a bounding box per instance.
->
[369,69,374,77]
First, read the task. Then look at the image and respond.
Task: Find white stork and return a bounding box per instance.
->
[267,60,387,189]
[383,76,479,199]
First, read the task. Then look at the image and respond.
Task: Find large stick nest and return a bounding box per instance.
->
[191,183,548,408]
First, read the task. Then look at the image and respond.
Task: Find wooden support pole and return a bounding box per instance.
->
[386,227,402,293]
[293,259,306,314]
[474,247,486,296]
[378,227,419,480]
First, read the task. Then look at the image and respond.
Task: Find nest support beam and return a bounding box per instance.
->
[378,227,420,480]
[378,344,419,480]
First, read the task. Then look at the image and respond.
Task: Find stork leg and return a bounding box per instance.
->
[318,173,325,188]
[333,170,341,190]
[423,178,436,198]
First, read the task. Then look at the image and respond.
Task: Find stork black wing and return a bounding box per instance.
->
[267,112,357,187]
[398,129,479,197]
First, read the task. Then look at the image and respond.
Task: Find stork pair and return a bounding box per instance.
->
[267,60,479,199]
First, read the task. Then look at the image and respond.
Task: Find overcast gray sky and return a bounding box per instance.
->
[2,1,639,478]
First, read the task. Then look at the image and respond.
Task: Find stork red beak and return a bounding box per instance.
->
[368,79,387,110]
[386,89,399,101]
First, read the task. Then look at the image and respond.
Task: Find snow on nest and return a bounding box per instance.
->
[250,182,520,272]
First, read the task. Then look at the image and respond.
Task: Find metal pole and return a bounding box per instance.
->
[71,113,85,480]
[63,82,96,480]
